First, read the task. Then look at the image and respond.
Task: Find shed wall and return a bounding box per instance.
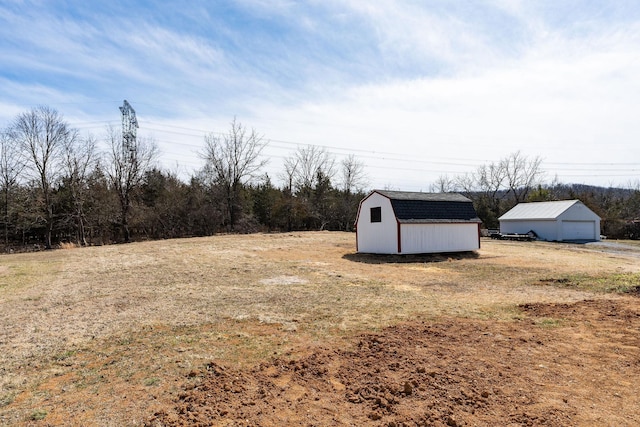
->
[400,223,479,254]
[356,193,398,253]
[500,220,559,241]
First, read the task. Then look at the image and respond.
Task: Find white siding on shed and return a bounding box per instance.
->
[356,190,482,254]
[356,192,398,254]
[400,223,479,254]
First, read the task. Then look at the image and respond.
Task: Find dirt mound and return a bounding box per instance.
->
[147,298,640,427]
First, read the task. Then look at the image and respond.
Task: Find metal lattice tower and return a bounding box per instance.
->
[119,100,138,160]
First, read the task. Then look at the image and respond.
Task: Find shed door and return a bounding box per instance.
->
[562,221,595,240]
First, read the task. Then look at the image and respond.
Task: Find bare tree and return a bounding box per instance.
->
[451,152,544,227]
[477,161,507,202]
[62,133,99,246]
[285,145,336,193]
[281,156,298,194]
[280,156,299,232]
[502,151,543,203]
[11,106,73,249]
[0,128,25,245]
[282,145,337,230]
[339,154,368,195]
[334,154,368,231]
[106,125,158,242]
[201,118,267,231]
[454,172,476,197]
[455,161,507,228]
[430,174,456,193]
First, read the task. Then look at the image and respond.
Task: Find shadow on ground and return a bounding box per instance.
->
[342,251,480,264]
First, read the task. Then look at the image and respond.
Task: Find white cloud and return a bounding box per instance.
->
[2,0,640,189]
[238,16,640,189]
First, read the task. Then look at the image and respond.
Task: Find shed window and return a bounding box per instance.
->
[370,207,381,223]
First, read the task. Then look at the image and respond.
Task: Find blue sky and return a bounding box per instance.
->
[1,0,640,190]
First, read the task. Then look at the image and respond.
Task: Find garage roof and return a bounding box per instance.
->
[499,200,582,221]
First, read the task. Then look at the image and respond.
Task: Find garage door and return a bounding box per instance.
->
[562,221,595,241]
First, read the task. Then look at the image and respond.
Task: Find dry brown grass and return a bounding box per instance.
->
[1,233,639,425]
[58,242,78,250]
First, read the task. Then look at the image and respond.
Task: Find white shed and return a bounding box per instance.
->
[499,200,600,242]
[355,190,482,254]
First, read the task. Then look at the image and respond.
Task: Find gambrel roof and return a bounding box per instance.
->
[499,200,594,221]
[373,190,482,224]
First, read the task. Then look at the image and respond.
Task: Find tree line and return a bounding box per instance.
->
[1,106,639,251]
[431,151,640,239]
[0,107,369,250]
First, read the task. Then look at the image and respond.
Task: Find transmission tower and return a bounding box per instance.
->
[119,100,138,161]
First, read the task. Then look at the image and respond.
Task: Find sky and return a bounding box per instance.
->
[1,0,640,191]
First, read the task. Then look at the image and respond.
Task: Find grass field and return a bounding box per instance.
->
[1,232,639,425]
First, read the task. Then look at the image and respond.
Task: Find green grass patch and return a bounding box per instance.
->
[143,377,160,387]
[0,258,63,293]
[53,349,77,362]
[30,408,48,421]
[536,272,640,294]
[0,392,16,408]
[535,318,563,328]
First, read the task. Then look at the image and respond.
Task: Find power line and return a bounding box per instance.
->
[63,117,640,185]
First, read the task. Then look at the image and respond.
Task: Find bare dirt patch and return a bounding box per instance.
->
[1,234,640,426]
[148,298,640,427]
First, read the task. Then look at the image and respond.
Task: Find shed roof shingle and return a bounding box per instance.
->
[373,190,481,223]
[376,190,471,203]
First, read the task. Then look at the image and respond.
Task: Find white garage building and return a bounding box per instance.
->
[355,190,482,254]
[499,200,600,242]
